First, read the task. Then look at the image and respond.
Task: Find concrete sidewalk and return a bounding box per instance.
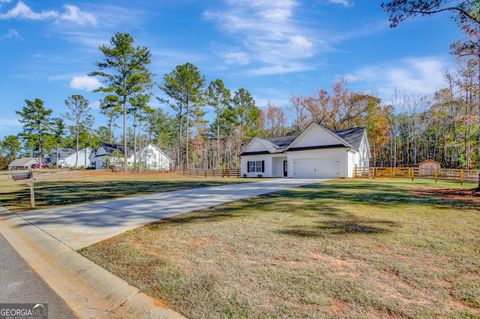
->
[17,179,322,249]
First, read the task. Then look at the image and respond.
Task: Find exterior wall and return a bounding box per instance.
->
[357,136,370,167]
[240,156,273,177]
[289,124,342,148]
[59,148,93,168]
[348,151,356,178]
[127,144,172,171]
[286,148,348,178]
[418,162,440,175]
[272,156,287,177]
[242,139,271,153]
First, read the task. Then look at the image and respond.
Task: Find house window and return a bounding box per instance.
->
[247,160,264,173]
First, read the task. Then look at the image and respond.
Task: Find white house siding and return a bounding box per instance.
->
[127,144,172,171]
[287,148,348,179]
[272,156,287,177]
[240,156,273,177]
[241,149,353,178]
[357,134,370,167]
[58,148,93,168]
[289,125,342,148]
[347,151,356,178]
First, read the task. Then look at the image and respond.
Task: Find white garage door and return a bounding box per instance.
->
[293,157,341,178]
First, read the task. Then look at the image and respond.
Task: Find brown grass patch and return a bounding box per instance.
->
[81,179,480,319]
[412,186,480,210]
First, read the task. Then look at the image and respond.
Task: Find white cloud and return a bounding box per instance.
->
[0,1,57,20]
[345,56,449,96]
[222,51,251,65]
[0,1,96,26]
[58,5,97,26]
[69,75,102,91]
[328,0,353,7]
[249,63,311,75]
[205,0,317,75]
[0,28,22,40]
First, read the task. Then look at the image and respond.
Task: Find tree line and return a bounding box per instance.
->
[1,0,479,172]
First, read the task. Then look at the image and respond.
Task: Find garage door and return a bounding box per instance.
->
[292,157,341,178]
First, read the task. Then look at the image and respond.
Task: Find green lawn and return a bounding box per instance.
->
[81,179,480,319]
[0,171,250,212]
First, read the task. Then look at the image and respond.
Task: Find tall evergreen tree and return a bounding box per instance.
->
[99,96,121,144]
[16,98,53,165]
[206,79,231,168]
[232,88,261,144]
[0,135,21,163]
[64,95,91,168]
[159,63,205,169]
[91,32,152,171]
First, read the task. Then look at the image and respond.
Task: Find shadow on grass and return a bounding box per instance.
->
[277,219,399,237]
[1,180,242,211]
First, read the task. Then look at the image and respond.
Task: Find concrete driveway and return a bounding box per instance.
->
[14,179,322,250]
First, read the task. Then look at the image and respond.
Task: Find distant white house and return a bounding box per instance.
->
[50,148,94,168]
[92,142,173,171]
[8,157,39,170]
[239,123,370,179]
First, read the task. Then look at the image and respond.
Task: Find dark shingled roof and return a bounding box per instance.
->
[265,135,300,149]
[240,125,366,156]
[334,127,365,150]
[100,143,133,156]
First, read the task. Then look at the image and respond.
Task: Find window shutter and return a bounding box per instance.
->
[247,161,251,173]
[261,160,265,173]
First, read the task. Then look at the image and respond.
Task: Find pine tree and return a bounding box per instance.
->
[16,98,53,166]
[91,32,152,171]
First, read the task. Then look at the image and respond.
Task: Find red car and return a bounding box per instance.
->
[31,163,50,169]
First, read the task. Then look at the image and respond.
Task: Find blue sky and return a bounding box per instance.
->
[0,0,461,138]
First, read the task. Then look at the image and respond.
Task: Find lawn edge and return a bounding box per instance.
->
[0,206,187,319]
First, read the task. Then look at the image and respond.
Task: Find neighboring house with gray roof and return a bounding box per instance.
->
[92,142,173,171]
[8,157,39,170]
[240,123,370,178]
[49,148,94,168]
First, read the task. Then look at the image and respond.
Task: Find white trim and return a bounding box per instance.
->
[285,123,355,151]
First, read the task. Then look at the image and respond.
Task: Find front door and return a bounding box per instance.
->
[283,160,288,177]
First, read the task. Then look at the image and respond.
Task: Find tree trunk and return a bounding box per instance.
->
[133,114,137,171]
[185,101,190,169]
[75,123,79,169]
[178,106,183,169]
[217,109,220,169]
[123,97,127,171]
[477,51,480,188]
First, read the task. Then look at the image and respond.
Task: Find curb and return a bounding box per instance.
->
[0,207,186,319]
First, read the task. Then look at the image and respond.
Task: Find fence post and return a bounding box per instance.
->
[434,167,438,183]
[411,167,414,181]
[460,169,464,185]
[28,170,35,208]
[354,166,357,179]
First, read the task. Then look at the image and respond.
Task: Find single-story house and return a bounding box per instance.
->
[417,160,441,175]
[239,123,370,178]
[92,142,173,171]
[8,157,39,170]
[49,148,94,168]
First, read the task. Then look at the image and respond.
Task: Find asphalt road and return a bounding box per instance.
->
[0,234,77,319]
